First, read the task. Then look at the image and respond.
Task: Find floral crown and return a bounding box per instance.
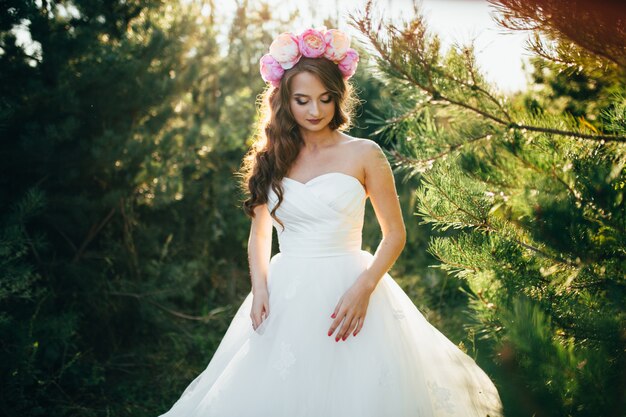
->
[259,26,359,88]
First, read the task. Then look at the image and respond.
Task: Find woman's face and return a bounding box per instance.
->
[289,71,335,133]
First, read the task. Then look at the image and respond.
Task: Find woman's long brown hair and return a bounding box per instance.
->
[238,56,359,231]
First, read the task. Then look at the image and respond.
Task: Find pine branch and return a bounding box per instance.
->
[433,49,512,121]
[387,134,493,172]
[349,1,626,143]
[507,122,626,143]
[71,205,117,264]
[422,171,579,268]
[426,174,492,230]
[507,144,582,203]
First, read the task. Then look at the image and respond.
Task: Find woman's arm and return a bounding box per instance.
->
[248,203,273,294]
[357,140,407,291]
[328,140,406,341]
[248,202,273,330]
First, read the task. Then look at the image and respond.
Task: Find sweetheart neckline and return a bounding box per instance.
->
[283,172,366,193]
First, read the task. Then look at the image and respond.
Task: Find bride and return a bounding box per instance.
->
[159,26,503,417]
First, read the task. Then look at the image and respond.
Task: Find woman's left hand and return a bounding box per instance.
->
[327,272,377,342]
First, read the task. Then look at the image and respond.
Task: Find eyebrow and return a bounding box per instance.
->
[293,91,330,97]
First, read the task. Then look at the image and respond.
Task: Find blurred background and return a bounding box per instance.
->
[1,0,624,416]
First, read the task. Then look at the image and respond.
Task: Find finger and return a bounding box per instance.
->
[353,316,364,336]
[336,314,355,341]
[339,315,358,341]
[330,298,343,319]
[252,312,262,328]
[342,316,359,341]
[350,318,362,337]
[328,309,346,337]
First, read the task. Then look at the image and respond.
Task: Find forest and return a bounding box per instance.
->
[1,0,624,416]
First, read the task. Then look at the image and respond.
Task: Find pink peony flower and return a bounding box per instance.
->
[259,54,284,87]
[337,48,359,79]
[323,29,351,62]
[298,28,326,58]
[259,28,360,86]
[269,32,301,69]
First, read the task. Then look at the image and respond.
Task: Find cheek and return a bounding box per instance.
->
[322,103,335,119]
[290,103,304,118]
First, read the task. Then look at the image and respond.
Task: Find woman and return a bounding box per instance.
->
[159,27,503,417]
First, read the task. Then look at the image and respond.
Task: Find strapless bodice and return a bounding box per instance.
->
[266,172,367,258]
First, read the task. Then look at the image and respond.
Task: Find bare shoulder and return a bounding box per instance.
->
[340,135,383,159]
[353,138,394,189]
[346,137,386,165]
[337,136,388,192]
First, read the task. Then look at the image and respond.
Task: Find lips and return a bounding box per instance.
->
[307,118,322,124]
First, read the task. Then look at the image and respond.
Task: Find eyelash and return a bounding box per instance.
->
[295,98,332,105]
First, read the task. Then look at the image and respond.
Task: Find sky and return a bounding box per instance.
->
[406,0,532,93]
[215,0,533,94]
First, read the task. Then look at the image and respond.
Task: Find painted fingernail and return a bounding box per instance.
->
[335,337,339,342]
[342,335,347,340]
[331,313,336,318]
[328,330,332,336]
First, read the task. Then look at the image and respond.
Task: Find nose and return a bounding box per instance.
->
[309,101,320,117]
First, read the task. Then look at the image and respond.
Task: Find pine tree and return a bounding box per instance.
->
[350,0,625,415]
[0,1,263,415]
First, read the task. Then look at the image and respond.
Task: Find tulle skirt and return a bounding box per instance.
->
[159,250,503,417]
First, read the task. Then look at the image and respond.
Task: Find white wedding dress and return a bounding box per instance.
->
[159,172,503,416]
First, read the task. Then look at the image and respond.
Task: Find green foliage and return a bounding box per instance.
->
[351,0,626,415]
[0,1,287,415]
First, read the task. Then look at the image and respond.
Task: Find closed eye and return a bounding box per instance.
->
[295,98,333,105]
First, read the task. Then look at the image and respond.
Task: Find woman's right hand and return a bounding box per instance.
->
[250,287,270,331]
